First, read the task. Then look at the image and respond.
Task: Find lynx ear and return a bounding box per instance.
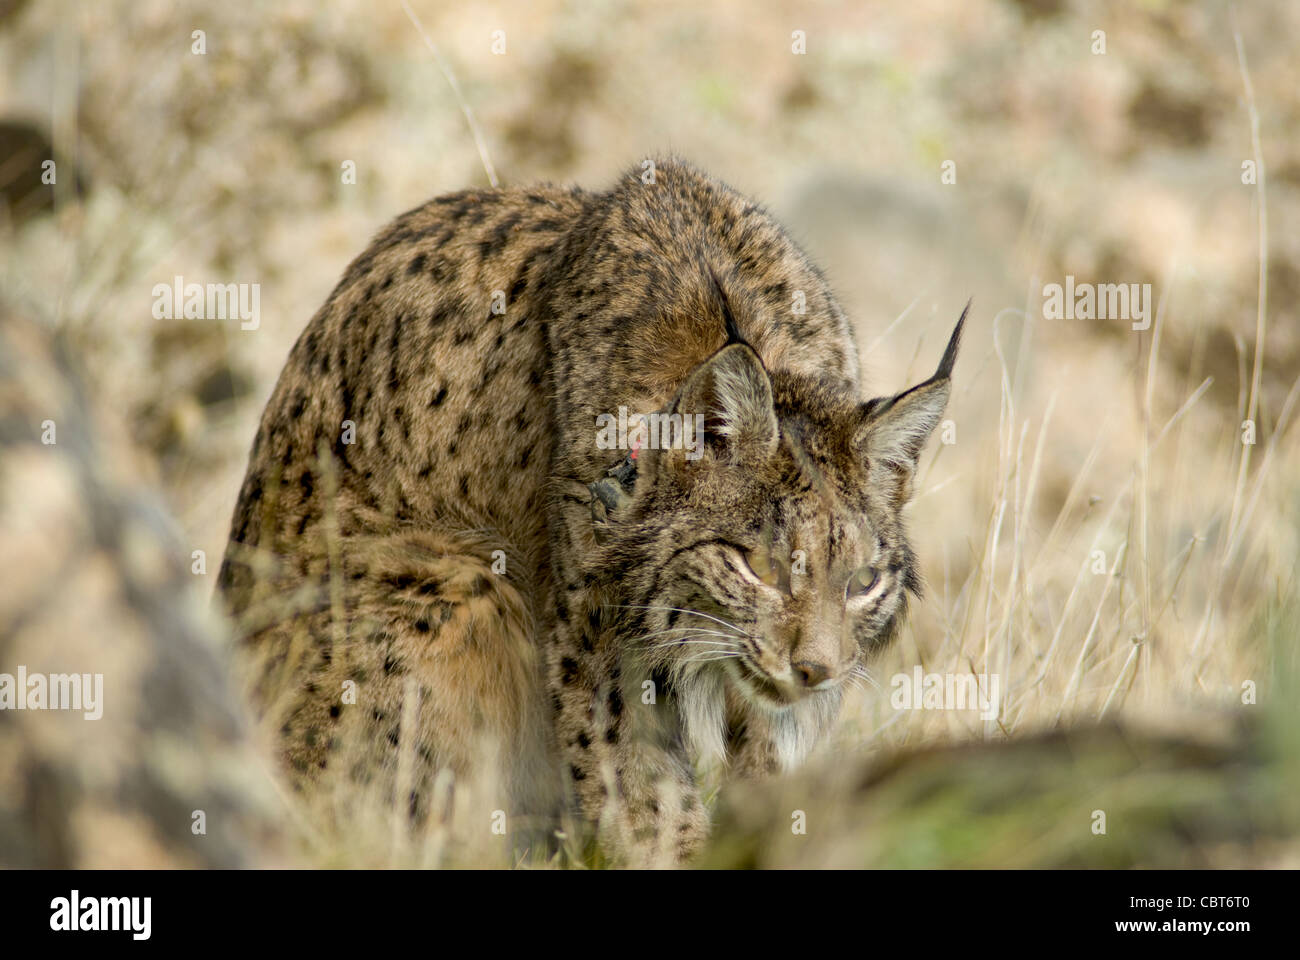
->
[856,304,966,491]
[661,341,779,469]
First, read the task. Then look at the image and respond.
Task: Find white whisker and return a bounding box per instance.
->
[851,665,880,690]
[644,639,742,652]
[634,626,744,643]
[678,653,742,665]
[610,604,755,637]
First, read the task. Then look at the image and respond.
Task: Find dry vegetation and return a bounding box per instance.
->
[1,0,1297,867]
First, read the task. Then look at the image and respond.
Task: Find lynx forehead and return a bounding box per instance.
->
[217,156,963,865]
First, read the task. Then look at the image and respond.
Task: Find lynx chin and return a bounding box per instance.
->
[217,156,966,865]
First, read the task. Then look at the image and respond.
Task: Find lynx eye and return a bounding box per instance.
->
[744,547,781,588]
[847,565,881,599]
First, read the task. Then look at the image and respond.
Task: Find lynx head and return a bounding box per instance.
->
[606,303,966,728]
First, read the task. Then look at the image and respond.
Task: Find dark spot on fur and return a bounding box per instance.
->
[560,656,579,684]
[650,665,672,696]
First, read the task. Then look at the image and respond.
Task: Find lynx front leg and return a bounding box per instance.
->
[727,714,783,779]
[547,630,708,866]
[725,685,845,780]
[548,481,709,863]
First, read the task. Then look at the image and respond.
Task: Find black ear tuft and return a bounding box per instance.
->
[853,302,968,488]
[706,262,749,348]
[934,299,969,381]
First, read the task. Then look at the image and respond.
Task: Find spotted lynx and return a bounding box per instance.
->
[217,157,964,864]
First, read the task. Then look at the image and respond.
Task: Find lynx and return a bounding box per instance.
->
[217,157,964,864]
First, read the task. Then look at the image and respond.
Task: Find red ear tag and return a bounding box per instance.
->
[629,436,641,461]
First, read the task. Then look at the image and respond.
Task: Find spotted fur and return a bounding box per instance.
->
[217,157,964,864]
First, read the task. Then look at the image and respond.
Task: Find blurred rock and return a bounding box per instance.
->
[0,302,285,868]
[0,119,84,224]
[703,716,1298,868]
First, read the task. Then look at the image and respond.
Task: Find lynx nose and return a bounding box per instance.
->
[793,661,831,688]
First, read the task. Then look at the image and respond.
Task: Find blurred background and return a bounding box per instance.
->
[1,0,1297,867]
